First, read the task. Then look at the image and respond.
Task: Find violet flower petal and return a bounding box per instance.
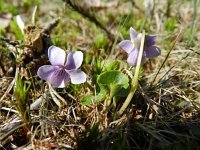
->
[130,27,137,41]
[145,35,157,47]
[65,51,83,69]
[67,69,86,84]
[48,46,66,66]
[50,69,70,88]
[145,46,161,58]
[119,27,160,67]
[127,49,139,66]
[37,65,59,81]
[119,40,134,54]
[127,49,146,66]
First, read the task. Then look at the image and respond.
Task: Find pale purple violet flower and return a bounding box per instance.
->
[119,27,161,66]
[37,46,86,88]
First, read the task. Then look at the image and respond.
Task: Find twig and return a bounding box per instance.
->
[49,84,67,105]
[43,18,60,34]
[189,48,200,55]
[0,36,20,46]
[88,0,119,9]
[0,58,6,74]
[138,84,162,107]
[65,0,115,42]
[32,6,38,25]
[157,53,189,84]
[170,105,191,119]
[30,93,47,110]
[0,67,19,102]
[1,107,19,114]
[49,86,62,108]
[0,123,25,144]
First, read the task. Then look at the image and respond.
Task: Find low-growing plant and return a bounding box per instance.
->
[14,77,31,129]
[3,1,199,149]
[36,27,161,119]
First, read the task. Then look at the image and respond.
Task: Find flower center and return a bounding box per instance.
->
[133,39,139,48]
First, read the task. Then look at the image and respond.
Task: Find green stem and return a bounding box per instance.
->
[113,96,117,108]
[117,30,145,116]
[106,97,112,107]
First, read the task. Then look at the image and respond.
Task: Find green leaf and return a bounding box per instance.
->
[97,70,129,98]
[80,95,94,106]
[109,83,130,98]
[102,59,122,71]
[10,19,24,40]
[80,86,107,106]
[97,70,129,85]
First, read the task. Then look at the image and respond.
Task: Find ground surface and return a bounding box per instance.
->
[0,0,200,149]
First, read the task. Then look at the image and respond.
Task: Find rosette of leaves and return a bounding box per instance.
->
[97,70,129,98]
[81,70,129,106]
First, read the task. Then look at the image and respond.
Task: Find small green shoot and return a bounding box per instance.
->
[53,36,62,46]
[0,0,18,14]
[93,32,108,49]
[102,59,121,72]
[0,27,6,36]
[84,53,93,65]
[165,17,177,32]
[186,0,200,47]
[10,18,24,40]
[80,86,107,106]
[93,57,104,74]
[23,0,40,11]
[69,84,83,96]
[14,77,31,129]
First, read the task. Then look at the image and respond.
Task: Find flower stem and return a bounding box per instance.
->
[117,30,146,116]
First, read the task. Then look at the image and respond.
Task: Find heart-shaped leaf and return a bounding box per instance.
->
[97,70,129,85]
[80,86,107,106]
[97,70,129,98]
[109,83,130,98]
